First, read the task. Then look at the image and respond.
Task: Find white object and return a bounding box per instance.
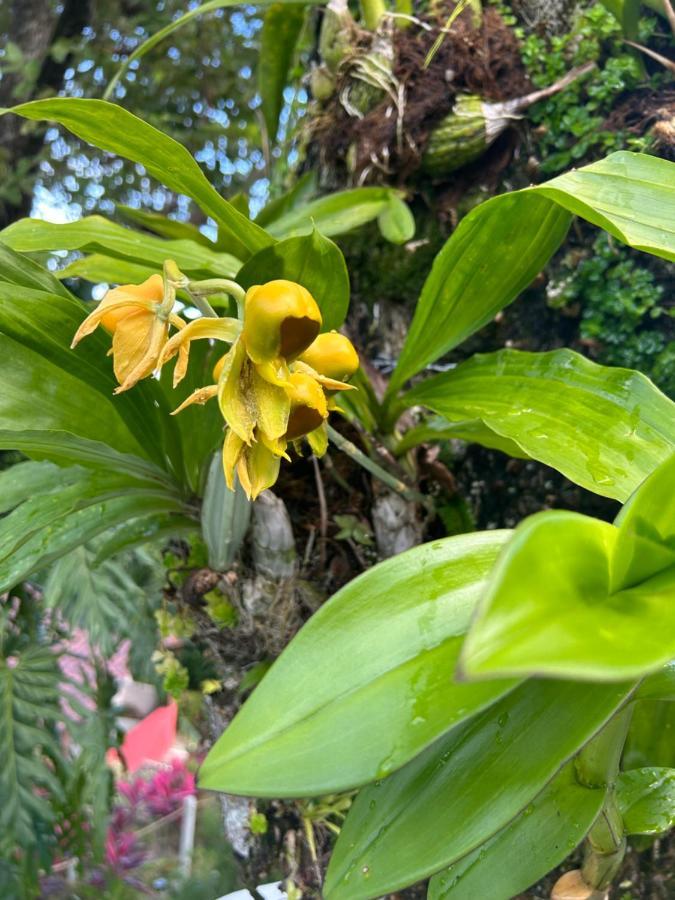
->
[216,882,287,900]
[178,794,198,877]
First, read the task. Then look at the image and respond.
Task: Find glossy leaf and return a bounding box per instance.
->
[267,187,413,240]
[117,204,215,247]
[237,229,349,331]
[636,663,675,702]
[0,284,183,474]
[1,216,240,279]
[612,452,675,590]
[199,531,516,796]
[324,679,633,899]
[395,415,529,459]
[58,254,159,285]
[201,452,251,570]
[624,701,675,769]
[617,768,675,834]
[1,99,272,257]
[255,172,316,228]
[460,509,675,681]
[377,195,416,244]
[389,151,675,393]
[428,764,605,900]
[0,471,182,592]
[404,349,675,502]
[259,4,306,139]
[0,242,70,297]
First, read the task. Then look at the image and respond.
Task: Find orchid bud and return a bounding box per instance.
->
[242,280,322,367]
[298,331,359,382]
[284,372,328,440]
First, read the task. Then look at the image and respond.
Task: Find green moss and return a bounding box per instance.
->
[548,234,674,396]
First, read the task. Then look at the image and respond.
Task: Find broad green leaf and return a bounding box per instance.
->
[617,768,675,834]
[404,349,675,502]
[428,764,605,900]
[117,204,215,247]
[612,452,675,590]
[0,242,70,297]
[0,429,174,487]
[255,172,316,228]
[59,254,159,285]
[1,216,240,279]
[92,513,198,564]
[199,531,516,796]
[0,460,81,514]
[377,195,416,244]
[636,663,675,702]
[1,99,272,257]
[0,284,183,473]
[267,187,411,240]
[259,4,306,139]
[324,679,633,899]
[395,415,530,459]
[624,701,675,769]
[389,151,675,393]
[0,481,182,592]
[236,229,350,331]
[460,510,675,681]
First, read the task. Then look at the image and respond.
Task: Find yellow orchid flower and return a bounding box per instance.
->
[71,273,186,393]
[157,275,358,500]
[242,279,322,385]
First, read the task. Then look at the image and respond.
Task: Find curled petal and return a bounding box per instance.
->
[171,384,218,415]
[217,340,256,444]
[222,429,245,491]
[306,421,329,457]
[258,429,291,461]
[251,366,290,442]
[71,297,155,348]
[160,316,241,385]
[240,441,281,500]
[291,360,356,392]
[112,313,168,393]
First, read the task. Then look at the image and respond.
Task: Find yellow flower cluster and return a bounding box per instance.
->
[72,271,359,500]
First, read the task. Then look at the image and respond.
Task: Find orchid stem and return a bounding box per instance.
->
[187,278,247,319]
[327,425,427,505]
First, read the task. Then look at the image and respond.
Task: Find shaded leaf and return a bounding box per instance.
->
[617,768,675,835]
[259,4,306,139]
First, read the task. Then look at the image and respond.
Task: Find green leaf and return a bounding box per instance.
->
[117,204,215,247]
[376,195,416,244]
[624,701,675,769]
[0,282,186,478]
[237,228,350,331]
[460,509,675,682]
[395,415,530,459]
[617,768,675,835]
[636,663,675,702]
[58,253,160,285]
[0,467,183,592]
[44,543,164,656]
[0,460,70,514]
[1,216,240,279]
[324,679,633,899]
[255,172,316,228]
[0,429,174,487]
[389,151,675,394]
[0,241,70,297]
[1,99,272,258]
[404,349,675,502]
[267,187,411,240]
[199,531,516,796]
[0,646,65,851]
[612,452,675,590]
[259,4,306,139]
[428,764,605,900]
[201,452,251,571]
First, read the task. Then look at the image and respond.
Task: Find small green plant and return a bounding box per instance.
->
[513,2,653,174]
[549,233,675,395]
